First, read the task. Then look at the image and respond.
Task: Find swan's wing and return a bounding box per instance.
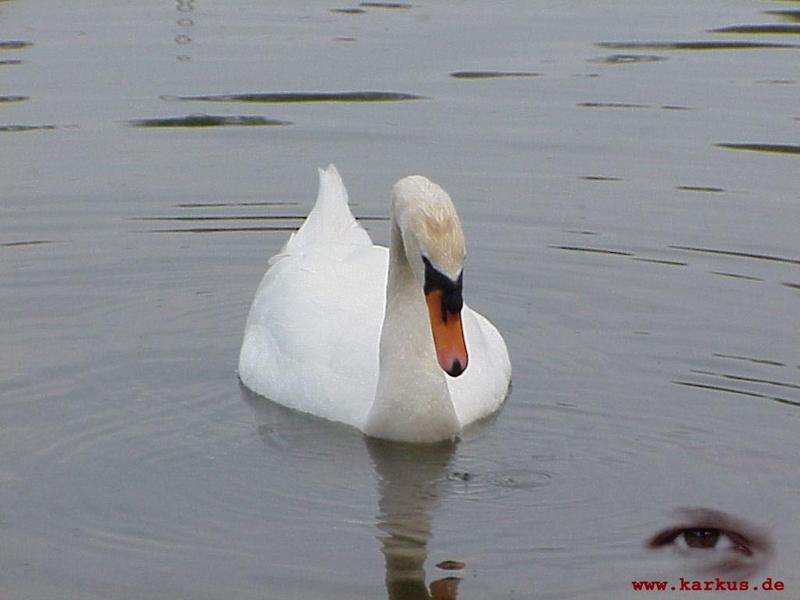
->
[446,305,511,427]
[239,165,386,429]
[276,164,372,262]
[239,244,388,429]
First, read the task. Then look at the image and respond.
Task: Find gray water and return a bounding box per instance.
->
[1,1,799,598]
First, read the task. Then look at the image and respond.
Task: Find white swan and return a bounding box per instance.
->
[238,165,511,443]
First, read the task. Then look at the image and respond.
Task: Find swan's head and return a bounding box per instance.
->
[392,175,468,377]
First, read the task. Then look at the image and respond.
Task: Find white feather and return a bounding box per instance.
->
[238,165,511,442]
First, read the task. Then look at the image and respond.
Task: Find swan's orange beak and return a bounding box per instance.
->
[425,289,468,377]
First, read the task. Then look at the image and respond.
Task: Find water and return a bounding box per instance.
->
[1,0,798,598]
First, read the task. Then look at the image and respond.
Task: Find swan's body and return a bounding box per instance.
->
[238,166,510,442]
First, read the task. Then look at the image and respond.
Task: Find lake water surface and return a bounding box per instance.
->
[1,1,798,598]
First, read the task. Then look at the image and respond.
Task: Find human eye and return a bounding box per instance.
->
[650,526,751,555]
[646,508,772,574]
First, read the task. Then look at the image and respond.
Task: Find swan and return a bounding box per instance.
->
[238,165,511,443]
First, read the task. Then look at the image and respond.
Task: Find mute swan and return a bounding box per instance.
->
[238,165,511,443]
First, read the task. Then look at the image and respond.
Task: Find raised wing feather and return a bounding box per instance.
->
[277,165,372,261]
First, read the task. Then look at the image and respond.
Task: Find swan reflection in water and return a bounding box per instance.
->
[241,385,776,597]
[366,437,461,600]
[241,384,462,599]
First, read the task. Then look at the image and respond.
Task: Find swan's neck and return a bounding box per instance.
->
[364,221,460,443]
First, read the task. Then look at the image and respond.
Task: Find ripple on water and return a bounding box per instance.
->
[132,198,387,235]
[710,271,763,281]
[436,560,466,570]
[714,353,786,367]
[550,244,690,267]
[449,71,541,79]
[161,91,425,103]
[674,352,800,409]
[632,257,688,267]
[0,41,32,50]
[359,2,412,8]
[0,124,59,132]
[710,24,800,35]
[674,381,800,408]
[132,215,386,222]
[175,201,298,208]
[676,185,725,193]
[13,354,372,565]
[589,54,667,64]
[445,467,553,502]
[239,387,382,517]
[578,101,693,110]
[128,114,292,128]
[0,264,328,560]
[766,11,800,24]
[578,175,622,181]
[597,41,800,50]
[550,245,633,257]
[716,142,800,155]
[1,239,55,248]
[691,369,800,393]
[246,394,357,455]
[146,225,298,234]
[331,8,366,14]
[669,245,800,266]
[578,101,648,109]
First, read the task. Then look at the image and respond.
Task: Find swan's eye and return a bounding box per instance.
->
[422,256,463,301]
